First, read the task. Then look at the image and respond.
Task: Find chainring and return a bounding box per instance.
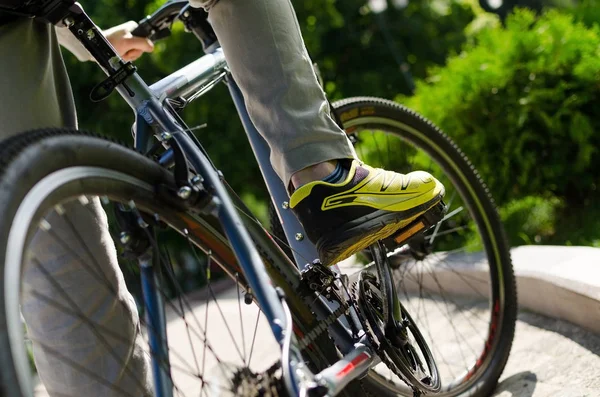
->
[351,271,440,395]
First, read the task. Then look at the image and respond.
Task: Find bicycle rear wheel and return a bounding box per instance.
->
[269,97,517,396]
[0,129,340,397]
[336,97,517,397]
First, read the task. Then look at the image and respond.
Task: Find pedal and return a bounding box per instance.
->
[389,201,447,246]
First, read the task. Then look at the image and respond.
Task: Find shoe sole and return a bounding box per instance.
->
[317,194,446,266]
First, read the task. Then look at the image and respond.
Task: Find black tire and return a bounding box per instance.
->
[270,97,517,397]
[0,129,358,397]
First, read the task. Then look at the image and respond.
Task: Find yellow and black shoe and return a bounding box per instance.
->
[290,160,445,266]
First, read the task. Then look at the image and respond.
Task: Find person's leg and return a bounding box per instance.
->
[0,22,75,134]
[194,0,445,266]
[193,0,355,186]
[0,19,152,396]
[190,0,444,265]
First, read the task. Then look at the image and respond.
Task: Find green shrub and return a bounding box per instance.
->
[500,195,563,246]
[565,0,600,28]
[546,201,600,247]
[403,9,600,207]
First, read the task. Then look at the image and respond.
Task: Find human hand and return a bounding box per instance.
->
[104,21,154,62]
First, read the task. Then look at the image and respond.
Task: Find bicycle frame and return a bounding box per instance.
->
[57,2,381,396]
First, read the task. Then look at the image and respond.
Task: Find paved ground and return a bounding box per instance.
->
[31,244,600,396]
[494,311,600,397]
[32,286,600,396]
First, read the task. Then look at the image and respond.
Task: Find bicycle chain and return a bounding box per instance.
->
[252,243,376,396]
[298,283,379,397]
[297,300,350,350]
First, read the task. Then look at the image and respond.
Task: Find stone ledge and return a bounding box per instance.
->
[510,245,600,334]
[340,245,600,334]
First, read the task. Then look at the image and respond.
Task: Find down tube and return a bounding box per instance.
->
[170,130,288,345]
[224,76,319,270]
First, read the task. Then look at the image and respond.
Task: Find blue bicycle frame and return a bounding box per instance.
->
[59,2,381,396]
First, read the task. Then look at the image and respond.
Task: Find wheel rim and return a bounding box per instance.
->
[340,113,507,396]
[4,167,280,397]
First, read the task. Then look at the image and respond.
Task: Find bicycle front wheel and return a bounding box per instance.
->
[0,129,336,397]
[336,97,517,397]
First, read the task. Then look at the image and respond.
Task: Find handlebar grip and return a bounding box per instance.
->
[131,18,153,38]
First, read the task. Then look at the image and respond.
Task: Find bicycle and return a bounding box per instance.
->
[0,1,517,396]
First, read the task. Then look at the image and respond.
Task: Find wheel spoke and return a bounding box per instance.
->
[29,257,150,393]
[232,201,313,266]
[247,307,262,368]
[143,228,237,382]
[184,235,247,368]
[236,273,248,364]
[199,292,210,397]
[27,335,141,397]
[415,260,483,357]
[427,253,492,303]
[425,225,470,240]
[396,265,456,382]
[166,248,201,376]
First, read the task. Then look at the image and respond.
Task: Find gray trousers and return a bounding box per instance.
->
[1,0,353,395]
[0,20,153,396]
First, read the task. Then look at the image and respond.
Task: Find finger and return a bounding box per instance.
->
[120,20,139,33]
[122,49,144,62]
[103,20,138,38]
[125,36,155,53]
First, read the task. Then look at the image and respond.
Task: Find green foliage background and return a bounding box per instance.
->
[403,6,600,246]
[63,0,599,247]
[64,0,480,201]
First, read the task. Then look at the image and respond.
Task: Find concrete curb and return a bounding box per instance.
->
[340,245,600,334]
[509,245,600,334]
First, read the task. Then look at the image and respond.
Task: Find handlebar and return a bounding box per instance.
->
[130,0,218,52]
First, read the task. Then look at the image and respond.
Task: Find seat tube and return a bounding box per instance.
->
[225,76,320,270]
[225,76,362,354]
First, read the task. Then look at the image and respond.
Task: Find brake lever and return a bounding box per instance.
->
[131,18,172,41]
[130,18,154,39]
[130,0,189,41]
